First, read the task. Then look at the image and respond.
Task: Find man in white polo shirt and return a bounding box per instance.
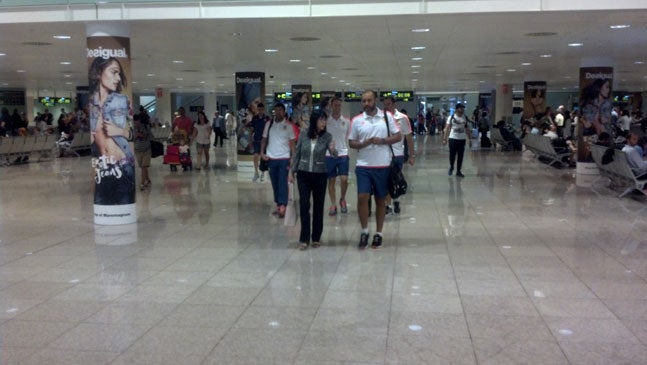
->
[382,95,414,215]
[349,90,401,249]
[261,103,296,218]
[326,97,351,216]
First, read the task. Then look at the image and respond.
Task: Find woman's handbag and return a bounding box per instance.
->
[384,114,408,199]
[259,158,269,172]
[284,182,297,226]
[150,140,164,158]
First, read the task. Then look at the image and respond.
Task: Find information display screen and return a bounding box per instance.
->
[344,91,363,102]
[39,96,56,107]
[274,92,292,101]
[380,90,414,102]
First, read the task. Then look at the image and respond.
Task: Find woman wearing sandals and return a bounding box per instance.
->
[289,110,337,250]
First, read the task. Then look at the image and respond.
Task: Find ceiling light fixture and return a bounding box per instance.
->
[411,65,421,68]
[411,28,430,33]
[568,43,583,47]
[0,53,5,56]
[610,24,630,29]
[64,74,71,78]
[320,72,328,75]
[540,54,552,58]
[176,78,183,81]
[289,59,301,63]
[412,71,420,74]
[635,61,645,64]
[411,46,426,50]
[265,49,278,53]
[507,69,516,72]
[60,61,71,65]
[521,62,532,66]
[16,70,26,73]
[307,66,316,70]
[411,57,423,61]
[172,60,184,64]
[53,35,71,39]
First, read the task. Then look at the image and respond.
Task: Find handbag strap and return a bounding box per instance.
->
[383,111,396,159]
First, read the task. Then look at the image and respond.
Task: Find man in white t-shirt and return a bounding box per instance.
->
[325,97,351,216]
[442,103,470,178]
[349,90,401,249]
[261,103,296,218]
[382,96,414,215]
[554,105,565,136]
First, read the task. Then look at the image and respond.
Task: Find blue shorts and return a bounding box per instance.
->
[326,156,350,178]
[356,166,390,199]
[252,141,262,154]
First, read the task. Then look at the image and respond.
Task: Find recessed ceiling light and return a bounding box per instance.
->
[540,54,552,58]
[64,74,71,78]
[411,46,426,50]
[1,83,8,86]
[345,82,351,85]
[411,28,430,33]
[307,66,316,70]
[265,49,278,53]
[412,71,420,74]
[331,76,337,79]
[412,79,418,82]
[146,73,155,77]
[268,80,275,83]
[0,53,5,56]
[339,80,345,82]
[507,69,516,72]
[176,78,183,81]
[60,61,71,65]
[320,72,328,75]
[411,57,423,61]
[16,70,26,73]
[65,82,72,85]
[479,80,485,83]
[521,62,532,66]
[411,65,421,68]
[635,61,645,64]
[200,81,206,84]
[610,24,630,29]
[53,35,71,39]
[132,81,138,84]
[568,43,583,47]
[172,60,184,64]
[289,59,301,63]
[230,32,242,36]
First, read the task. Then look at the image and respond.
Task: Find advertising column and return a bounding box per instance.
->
[291,84,312,129]
[87,24,136,225]
[235,72,265,171]
[522,81,547,122]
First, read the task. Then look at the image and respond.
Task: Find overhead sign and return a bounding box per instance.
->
[380,90,414,102]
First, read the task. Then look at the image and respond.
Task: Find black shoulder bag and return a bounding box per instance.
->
[384,113,408,199]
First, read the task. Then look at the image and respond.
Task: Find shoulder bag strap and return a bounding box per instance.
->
[383,112,396,159]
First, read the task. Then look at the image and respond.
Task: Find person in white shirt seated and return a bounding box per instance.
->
[543,124,559,140]
[621,133,647,178]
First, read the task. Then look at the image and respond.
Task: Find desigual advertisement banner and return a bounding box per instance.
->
[235,72,265,160]
[522,81,547,121]
[291,84,312,129]
[578,67,613,162]
[87,36,136,225]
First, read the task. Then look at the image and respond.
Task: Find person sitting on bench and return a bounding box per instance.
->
[622,133,647,179]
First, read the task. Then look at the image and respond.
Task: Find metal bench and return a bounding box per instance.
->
[522,134,570,168]
[590,144,647,198]
[489,128,513,151]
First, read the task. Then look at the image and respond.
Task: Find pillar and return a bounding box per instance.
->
[86,22,137,225]
[495,83,513,125]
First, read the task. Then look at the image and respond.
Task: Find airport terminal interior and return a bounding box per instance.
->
[1,1,647,364]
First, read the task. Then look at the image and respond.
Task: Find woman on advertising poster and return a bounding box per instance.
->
[89,56,135,205]
[581,78,613,136]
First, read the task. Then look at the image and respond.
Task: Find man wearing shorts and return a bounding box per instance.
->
[382,95,414,215]
[325,97,351,215]
[248,103,270,182]
[348,90,401,249]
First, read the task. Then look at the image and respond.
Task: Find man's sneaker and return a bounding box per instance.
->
[339,199,348,214]
[358,233,369,249]
[371,234,383,249]
[456,172,465,178]
[448,167,453,176]
[271,205,280,216]
[259,173,265,182]
[386,205,394,217]
[277,205,286,218]
[328,206,337,216]
[253,172,259,182]
[393,201,401,214]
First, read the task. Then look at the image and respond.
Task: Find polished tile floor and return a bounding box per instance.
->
[1,135,646,364]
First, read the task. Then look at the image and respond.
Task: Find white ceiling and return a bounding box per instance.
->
[0,8,646,96]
